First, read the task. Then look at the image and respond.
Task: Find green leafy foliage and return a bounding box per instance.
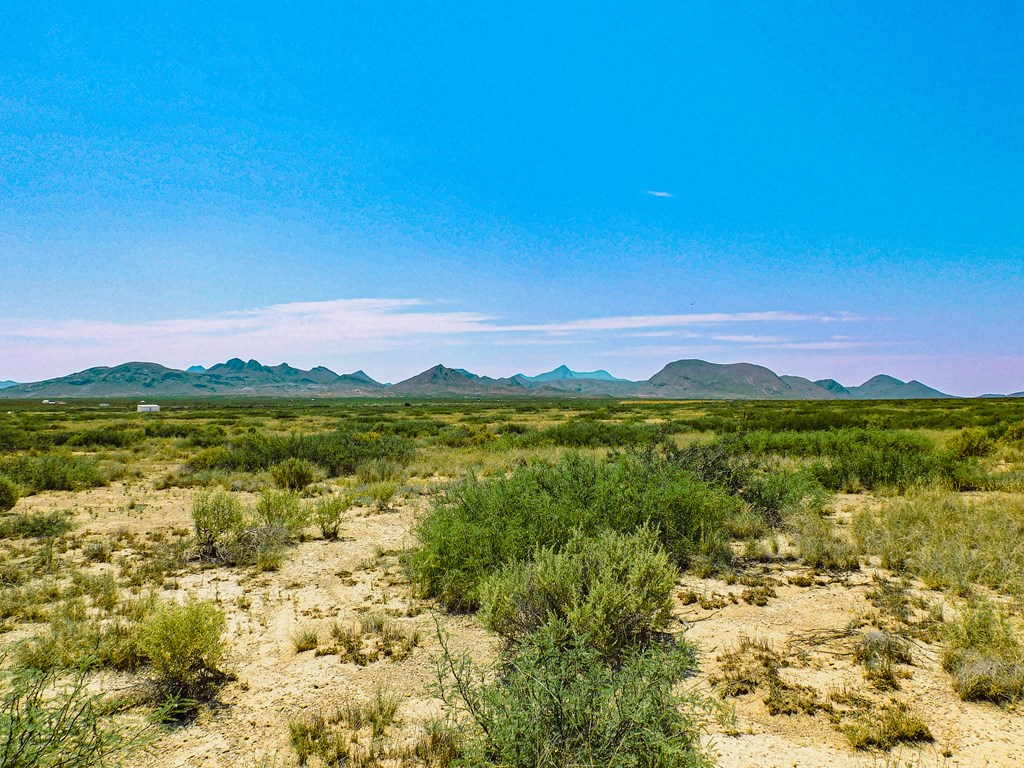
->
[0,663,149,768]
[409,452,739,611]
[437,627,710,768]
[188,430,414,477]
[270,457,319,490]
[479,529,677,660]
[137,599,228,713]
[0,474,20,512]
[0,453,108,493]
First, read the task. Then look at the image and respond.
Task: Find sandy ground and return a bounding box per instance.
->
[13,484,1024,768]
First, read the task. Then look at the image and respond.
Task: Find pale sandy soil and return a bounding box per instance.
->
[13,484,1024,768]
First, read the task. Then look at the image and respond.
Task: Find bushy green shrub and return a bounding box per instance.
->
[409,452,739,611]
[0,474,20,512]
[437,627,709,768]
[270,457,318,490]
[187,429,414,477]
[312,494,351,540]
[192,489,307,567]
[480,529,676,660]
[192,490,245,557]
[137,599,227,709]
[66,426,145,449]
[946,428,995,459]
[515,418,665,448]
[253,490,308,534]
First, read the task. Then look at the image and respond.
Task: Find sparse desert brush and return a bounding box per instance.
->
[355,457,406,484]
[786,509,859,571]
[253,489,308,534]
[0,452,109,493]
[292,626,319,652]
[0,509,73,539]
[854,630,913,689]
[479,528,677,660]
[192,489,245,556]
[368,480,398,509]
[840,700,932,750]
[854,492,1024,596]
[0,474,20,512]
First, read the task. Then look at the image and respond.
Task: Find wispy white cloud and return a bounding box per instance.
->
[645,190,673,198]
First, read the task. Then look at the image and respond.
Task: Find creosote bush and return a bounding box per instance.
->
[0,474,20,512]
[480,528,677,660]
[436,626,710,768]
[410,452,739,611]
[312,494,350,540]
[192,489,307,567]
[270,457,318,490]
[137,598,228,714]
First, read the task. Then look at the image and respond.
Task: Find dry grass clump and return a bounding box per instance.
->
[313,614,421,665]
[288,688,402,767]
[853,630,913,690]
[712,636,824,715]
[830,694,933,750]
[942,599,1024,705]
[787,509,859,571]
[854,491,1024,596]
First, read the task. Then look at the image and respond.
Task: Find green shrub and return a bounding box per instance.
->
[947,428,995,459]
[0,475,20,512]
[0,663,149,768]
[253,490,308,534]
[0,510,73,540]
[187,430,414,478]
[312,494,350,540]
[410,452,739,611]
[436,627,710,768]
[270,457,319,490]
[368,481,397,510]
[137,599,227,711]
[192,490,245,557]
[0,453,109,494]
[480,529,677,660]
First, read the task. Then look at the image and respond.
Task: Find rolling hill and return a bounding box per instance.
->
[0,359,957,400]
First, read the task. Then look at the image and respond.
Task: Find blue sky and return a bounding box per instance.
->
[1,2,1022,394]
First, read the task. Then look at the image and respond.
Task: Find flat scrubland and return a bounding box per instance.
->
[3,398,1024,768]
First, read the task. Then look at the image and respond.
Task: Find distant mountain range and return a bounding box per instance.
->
[0,380,18,390]
[0,358,981,400]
